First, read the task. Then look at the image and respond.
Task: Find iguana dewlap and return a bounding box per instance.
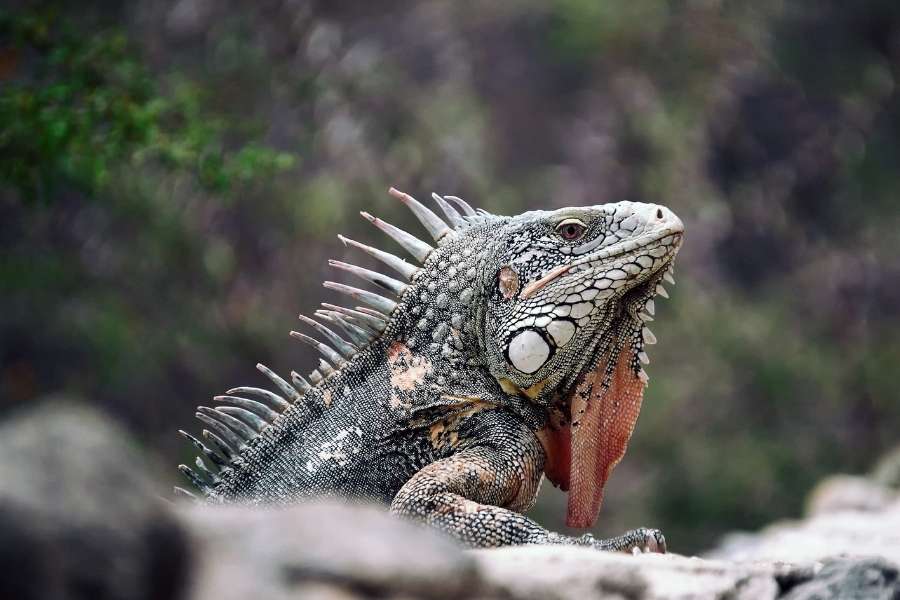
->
[178,188,683,553]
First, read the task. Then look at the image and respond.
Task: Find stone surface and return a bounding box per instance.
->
[180,501,480,600]
[707,475,900,599]
[472,546,779,600]
[806,475,896,517]
[709,498,900,566]
[873,445,900,491]
[0,398,190,600]
[779,558,899,600]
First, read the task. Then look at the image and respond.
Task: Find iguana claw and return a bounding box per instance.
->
[580,527,667,554]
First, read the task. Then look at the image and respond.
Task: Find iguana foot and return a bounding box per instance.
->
[577,528,667,554]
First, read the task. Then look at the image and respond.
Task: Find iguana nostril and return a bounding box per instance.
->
[656,208,663,219]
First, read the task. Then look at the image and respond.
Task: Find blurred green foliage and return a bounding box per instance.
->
[0,8,295,200]
[1,1,898,553]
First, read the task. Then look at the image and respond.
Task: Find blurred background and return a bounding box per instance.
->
[1,1,898,553]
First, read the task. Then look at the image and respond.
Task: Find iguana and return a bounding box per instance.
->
[177,188,684,553]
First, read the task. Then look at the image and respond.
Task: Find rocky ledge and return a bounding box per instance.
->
[0,400,897,600]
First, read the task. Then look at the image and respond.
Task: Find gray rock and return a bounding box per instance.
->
[708,472,900,599]
[873,445,900,491]
[471,546,779,600]
[707,499,900,566]
[779,557,900,600]
[179,501,481,600]
[0,398,191,600]
[806,475,895,516]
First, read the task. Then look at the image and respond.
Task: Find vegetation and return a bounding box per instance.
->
[0,8,295,199]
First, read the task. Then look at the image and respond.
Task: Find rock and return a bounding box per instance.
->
[708,499,900,566]
[0,398,191,600]
[0,399,482,600]
[708,472,900,598]
[872,445,900,490]
[179,501,480,600]
[779,557,900,600]
[806,475,895,516]
[472,546,779,600]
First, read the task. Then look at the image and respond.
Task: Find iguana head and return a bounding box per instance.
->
[479,203,682,396]
[476,202,683,527]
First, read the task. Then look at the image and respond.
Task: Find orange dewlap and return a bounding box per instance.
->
[538,346,646,528]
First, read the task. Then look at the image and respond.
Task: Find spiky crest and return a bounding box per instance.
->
[176,188,496,497]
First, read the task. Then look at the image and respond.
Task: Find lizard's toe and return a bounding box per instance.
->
[616,527,667,554]
[591,527,668,553]
[636,527,667,554]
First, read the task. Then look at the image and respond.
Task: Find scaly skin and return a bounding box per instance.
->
[178,191,683,553]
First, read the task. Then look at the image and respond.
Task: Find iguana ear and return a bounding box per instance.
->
[539,341,646,529]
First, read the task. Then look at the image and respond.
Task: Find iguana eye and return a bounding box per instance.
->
[556,219,587,241]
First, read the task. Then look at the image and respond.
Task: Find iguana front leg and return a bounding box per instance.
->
[390,420,665,553]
